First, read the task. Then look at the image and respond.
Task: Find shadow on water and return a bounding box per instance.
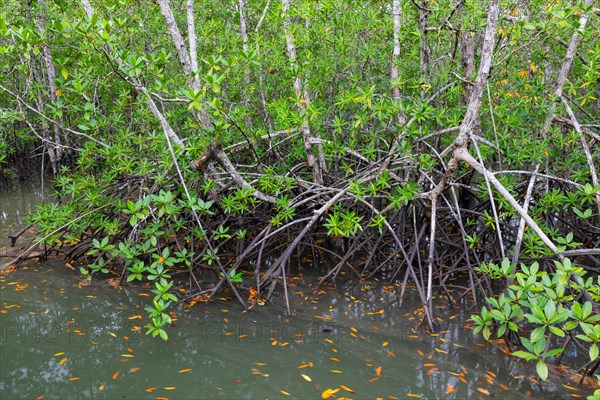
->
[0,180,591,399]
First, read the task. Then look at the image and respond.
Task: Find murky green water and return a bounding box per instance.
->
[0,179,590,399]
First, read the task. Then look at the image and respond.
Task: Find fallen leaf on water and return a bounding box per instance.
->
[339,384,355,393]
[375,366,382,376]
[178,368,192,373]
[59,357,67,366]
[251,368,269,377]
[112,372,119,380]
[300,374,312,382]
[321,388,340,399]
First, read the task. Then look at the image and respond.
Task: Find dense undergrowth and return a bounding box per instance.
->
[0,0,599,389]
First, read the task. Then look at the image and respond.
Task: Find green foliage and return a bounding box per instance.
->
[474,258,600,381]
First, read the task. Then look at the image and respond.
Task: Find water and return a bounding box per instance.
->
[0,179,590,399]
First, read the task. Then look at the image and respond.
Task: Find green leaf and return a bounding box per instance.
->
[159,329,168,341]
[563,320,579,331]
[536,359,548,381]
[530,326,546,343]
[512,350,536,362]
[548,325,565,337]
[590,343,599,362]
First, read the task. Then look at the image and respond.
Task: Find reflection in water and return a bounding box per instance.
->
[0,181,588,399]
[1,177,52,247]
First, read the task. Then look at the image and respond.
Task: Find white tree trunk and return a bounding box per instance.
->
[157,0,212,129]
[282,0,324,185]
[390,0,405,125]
[542,0,594,133]
[28,0,61,175]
